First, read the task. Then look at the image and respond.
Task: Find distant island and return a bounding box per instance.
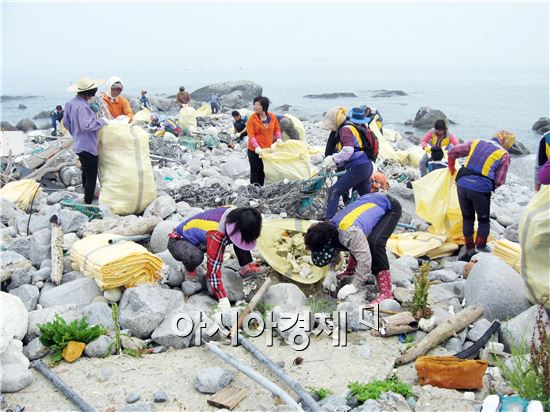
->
[303,92,358,99]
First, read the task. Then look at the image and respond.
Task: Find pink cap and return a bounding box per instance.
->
[225,222,256,251]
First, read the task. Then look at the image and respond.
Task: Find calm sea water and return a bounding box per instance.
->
[2,68,548,150]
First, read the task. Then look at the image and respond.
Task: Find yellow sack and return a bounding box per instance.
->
[369,119,409,164]
[70,233,162,290]
[257,219,327,284]
[261,140,312,182]
[387,232,448,257]
[381,128,402,142]
[98,123,157,216]
[196,104,212,117]
[492,239,521,272]
[519,185,550,308]
[0,179,41,211]
[406,146,425,168]
[178,106,197,132]
[280,114,306,142]
[133,108,151,123]
[412,169,463,242]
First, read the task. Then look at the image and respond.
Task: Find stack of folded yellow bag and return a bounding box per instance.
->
[70,233,163,290]
[491,238,521,272]
[0,179,41,211]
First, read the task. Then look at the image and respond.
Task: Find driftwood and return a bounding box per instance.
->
[231,278,272,337]
[204,341,301,410]
[207,386,247,410]
[371,311,418,337]
[50,215,64,286]
[395,306,484,365]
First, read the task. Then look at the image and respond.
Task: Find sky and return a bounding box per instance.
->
[1,1,549,94]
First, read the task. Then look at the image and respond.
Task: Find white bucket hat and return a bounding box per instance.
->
[67,76,105,93]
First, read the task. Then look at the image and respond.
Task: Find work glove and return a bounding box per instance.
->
[424,146,432,154]
[322,270,338,293]
[90,103,101,114]
[322,156,337,170]
[271,140,280,149]
[100,117,110,125]
[337,284,359,300]
[255,147,264,156]
[218,297,231,312]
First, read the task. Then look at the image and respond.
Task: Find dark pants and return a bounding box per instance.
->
[51,114,59,131]
[211,102,220,114]
[248,149,265,186]
[367,196,402,274]
[77,151,98,204]
[326,161,373,219]
[457,186,491,246]
[167,237,252,271]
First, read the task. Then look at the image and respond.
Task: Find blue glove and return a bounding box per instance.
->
[90,103,100,114]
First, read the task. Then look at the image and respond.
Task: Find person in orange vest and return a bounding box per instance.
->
[448,130,515,261]
[102,76,134,122]
[420,119,458,176]
[246,96,281,186]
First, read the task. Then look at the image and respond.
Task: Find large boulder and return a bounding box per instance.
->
[412,107,451,129]
[84,335,116,358]
[507,154,535,182]
[33,110,51,120]
[205,268,244,303]
[149,221,175,254]
[218,90,249,110]
[148,96,176,112]
[1,292,28,345]
[81,302,115,330]
[532,117,550,134]
[118,285,184,338]
[9,284,40,311]
[502,305,550,352]
[26,304,83,341]
[262,283,307,312]
[39,277,102,308]
[0,121,18,131]
[191,81,262,102]
[15,118,37,132]
[507,141,530,156]
[143,196,176,219]
[464,255,531,321]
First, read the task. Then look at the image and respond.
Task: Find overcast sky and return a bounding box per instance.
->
[1,1,549,93]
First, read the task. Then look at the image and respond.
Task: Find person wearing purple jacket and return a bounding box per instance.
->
[63,77,107,204]
[538,159,550,185]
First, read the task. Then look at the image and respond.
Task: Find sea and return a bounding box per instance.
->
[1,67,548,151]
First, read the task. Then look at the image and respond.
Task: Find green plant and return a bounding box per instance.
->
[111,303,122,355]
[307,296,337,315]
[122,348,143,358]
[496,296,550,410]
[348,376,413,404]
[255,302,274,322]
[308,386,333,400]
[408,261,432,319]
[403,334,415,344]
[38,315,105,364]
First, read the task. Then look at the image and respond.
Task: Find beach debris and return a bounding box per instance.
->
[415,356,488,389]
[49,215,64,285]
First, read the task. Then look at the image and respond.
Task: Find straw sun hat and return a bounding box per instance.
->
[67,76,105,93]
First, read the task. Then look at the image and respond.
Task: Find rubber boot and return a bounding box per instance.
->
[239,262,267,279]
[459,237,476,262]
[369,269,394,305]
[475,236,491,253]
[185,270,197,282]
[337,256,357,280]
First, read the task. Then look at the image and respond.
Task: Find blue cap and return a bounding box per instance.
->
[347,107,370,124]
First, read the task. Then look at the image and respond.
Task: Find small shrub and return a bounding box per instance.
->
[409,261,432,319]
[308,386,333,400]
[348,376,413,404]
[307,296,337,315]
[111,303,122,355]
[38,315,105,364]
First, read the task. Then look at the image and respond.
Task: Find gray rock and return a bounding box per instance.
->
[186,293,217,312]
[23,337,48,360]
[7,269,32,291]
[104,288,122,302]
[507,154,535,183]
[81,302,115,330]
[219,159,249,179]
[61,271,85,284]
[126,392,141,404]
[390,263,414,288]
[119,285,184,339]
[191,80,262,102]
[155,250,182,270]
[33,110,51,119]
[378,391,412,411]
[15,118,37,132]
[429,281,465,304]
[467,318,492,341]
[503,223,519,243]
[428,269,459,283]
[84,335,115,358]
[379,299,401,313]
[262,283,307,312]
[496,214,514,227]
[40,259,52,269]
[0,251,32,282]
[448,261,467,277]
[29,227,51,267]
[144,195,176,219]
[32,267,51,282]
[206,268,243,303]
[120,402,156,412]
[153,389,168,403]
[392,185,414,200]
[304,92,357,99]
[0,121,17,131]
[194,367,233,394]
[319,395,351,411]
[412,107,451,129]
[532,117,550,134]
[39,277,102,308]
[502,305,550,352]
[149,221,174,253]
[337,302,373,331]
[9,284,39,311]
[0,360,33,393]
[182,280,203,296]
[444,337,464,354]
[16,214,50,235]
[464,255,531,321]
[508,141,530,156]
[56,209,88,233]
[7,237,31,259]
[121,335,147,351]
[395,255,418,271]
[393,287,413,304]
[219,90,249,110]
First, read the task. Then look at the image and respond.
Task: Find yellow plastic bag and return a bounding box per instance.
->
[406,146,425,168]
[369,119,409,164]
[386,232,448,257]
[280,114,306,142]
[178,106,197,132]
[261,140,312,182]
[412,169,463,242]
[133,108,151,123]
[0,179,41,211]
[519,185,550,308]
[257,219,327,284]
[70,233,163,290]
[98,123,157,215]
[196,104,212,117]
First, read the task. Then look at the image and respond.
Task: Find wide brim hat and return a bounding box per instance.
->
[347,107,369,124]
[226,222,257,251]
[67,76,105,93]
[311,244,337,267]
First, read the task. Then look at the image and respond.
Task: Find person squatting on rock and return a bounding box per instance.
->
[448,129,515,261]
[426,146,448,173]
[246,96,282,186]
[50,105,64,136]
[176,86,191,107]
[535,131,550,191]
[232,110,248,142]
[420,119,458,177]
[102,76,134,122]
[63,76,108,204]
[167,207,265,311]
[322,107,377,219]
[304,193,402,304]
